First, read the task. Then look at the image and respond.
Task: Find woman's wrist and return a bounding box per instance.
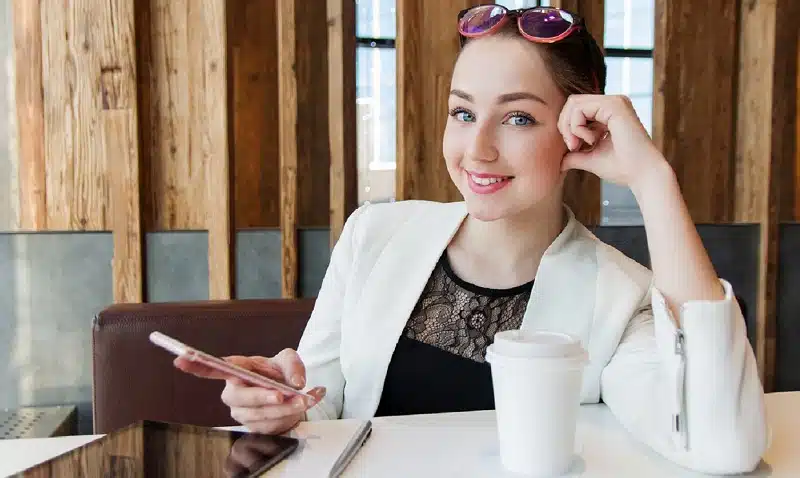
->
[628,155,677,203]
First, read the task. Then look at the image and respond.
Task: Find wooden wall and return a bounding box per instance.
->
[7,0,357,301]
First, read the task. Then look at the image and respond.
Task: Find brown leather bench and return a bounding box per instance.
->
[91,299,314,434]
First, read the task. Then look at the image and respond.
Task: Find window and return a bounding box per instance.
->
[356,0,397,204]
[601,0,654,225]
[354,0,656,219]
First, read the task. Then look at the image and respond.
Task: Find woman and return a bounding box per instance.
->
[178,5,767,474]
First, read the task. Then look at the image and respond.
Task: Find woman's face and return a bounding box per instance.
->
[443,35,569,222]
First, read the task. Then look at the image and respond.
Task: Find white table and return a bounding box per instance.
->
[1,392,797,477]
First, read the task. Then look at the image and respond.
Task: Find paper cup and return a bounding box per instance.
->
[485,330,587,477]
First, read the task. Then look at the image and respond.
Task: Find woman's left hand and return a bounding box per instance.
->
[557,94,668,189]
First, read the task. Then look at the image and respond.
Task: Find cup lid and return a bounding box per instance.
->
[490,330,585,359]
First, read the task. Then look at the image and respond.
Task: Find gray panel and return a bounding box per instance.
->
[146,232,209,302]
[236,229,331,299]
[300,229,332,298]
[777,223,800,392]
[590,224,760,349]
[236,230,282,299]
[590,225,650,268]
[696,224,760,349]
[0,232,113,434]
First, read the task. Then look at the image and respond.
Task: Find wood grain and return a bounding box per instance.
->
[40,0,112,230]
[278,0,299,299]
[396,0,477,203]
[193,0,232,300]
[735,0,800,390]
[99,0,143,304]
[653,0,738,223]
[795,35,800,221]
[138,0,204,231]
[228,0,280,229]
[327,0,357,246]
[12,0,46,231]
[104,110,143,303]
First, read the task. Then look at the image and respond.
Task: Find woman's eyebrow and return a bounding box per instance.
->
[448,89,547,106]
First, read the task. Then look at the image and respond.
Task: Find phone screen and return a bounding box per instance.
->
[17,420,299,477]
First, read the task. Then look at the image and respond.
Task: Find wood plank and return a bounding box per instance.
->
[191,0,231,300]
[295,2,332,228]
[229,0,280,229]
[551,0,604,226]
[653,0,738,223]
[41,0,111,230]
[327,0,357,246]
[104,110,143,303]
[734,0,798,391]
[11,0,46,231]
[278,0,299,299]
[396,0,476,203]
[795,38,800,221]
[99,0,143,303]
[138,0,204,231]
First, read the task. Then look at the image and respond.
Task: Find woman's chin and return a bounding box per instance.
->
[464,198,512,222]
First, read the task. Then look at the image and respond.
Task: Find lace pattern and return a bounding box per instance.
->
[403,253,533,363]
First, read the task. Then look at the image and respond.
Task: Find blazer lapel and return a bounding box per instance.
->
[344,202,468,419]
[520,209,598,344]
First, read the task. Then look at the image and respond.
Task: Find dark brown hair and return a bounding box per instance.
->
[460,21,607,96]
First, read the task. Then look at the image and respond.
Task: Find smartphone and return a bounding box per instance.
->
[149,331,315,401]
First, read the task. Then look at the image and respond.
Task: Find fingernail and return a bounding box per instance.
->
[292,375,304,388]
[293,399,305,410]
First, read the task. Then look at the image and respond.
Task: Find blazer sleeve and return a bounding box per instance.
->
[600,279,769,475]
[296,205,367,421]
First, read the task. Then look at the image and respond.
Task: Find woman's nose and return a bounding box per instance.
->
[465,127,498,162]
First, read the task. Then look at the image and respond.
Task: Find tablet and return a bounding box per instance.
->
[16,420,299,477]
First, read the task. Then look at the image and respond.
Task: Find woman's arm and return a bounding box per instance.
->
[628,159,725,310]
[560,94,768,473]
[297,204,369,421]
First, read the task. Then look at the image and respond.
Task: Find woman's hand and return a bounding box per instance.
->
[557,94,669,191]
[174,348,326,435]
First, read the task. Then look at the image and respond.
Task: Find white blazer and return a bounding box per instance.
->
[297,200,768,474]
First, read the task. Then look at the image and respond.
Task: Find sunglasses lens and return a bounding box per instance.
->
[459,5,507,35]
[520,9,575,38]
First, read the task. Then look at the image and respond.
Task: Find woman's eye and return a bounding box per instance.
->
[504,113,536,126]
[450,108,476,123]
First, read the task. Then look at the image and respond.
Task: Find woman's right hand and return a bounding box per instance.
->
[174,348,326,435]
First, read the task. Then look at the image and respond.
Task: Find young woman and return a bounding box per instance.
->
[178,5,767,474]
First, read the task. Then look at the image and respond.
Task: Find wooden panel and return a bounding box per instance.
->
[327,0,357,246]
[138,0,204,231]
[105,110,143,303]
[229,0,280,229]
[396,0,477,203]
[99,0,142,304]
[138,0,231,298]
[11,0,46,231]
[40,0,112,230]
[653,0,738,223]
[795,39,800,221]
[295,2,331,228]
[735,0,799,391]
[278,0,299,299]
[552,0,604,226]
[195,0,231,300]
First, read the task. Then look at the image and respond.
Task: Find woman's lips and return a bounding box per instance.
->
[467,171,513,195]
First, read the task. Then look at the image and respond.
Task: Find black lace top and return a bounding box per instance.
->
[374,252,533,417]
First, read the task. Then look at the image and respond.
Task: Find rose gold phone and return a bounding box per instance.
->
[149,331,315,401]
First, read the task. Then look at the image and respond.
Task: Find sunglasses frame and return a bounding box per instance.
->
[457,4,584,47]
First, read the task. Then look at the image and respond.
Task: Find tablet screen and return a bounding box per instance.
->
[17,420,299,477]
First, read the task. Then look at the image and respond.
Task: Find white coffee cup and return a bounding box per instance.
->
[485,329,588,477]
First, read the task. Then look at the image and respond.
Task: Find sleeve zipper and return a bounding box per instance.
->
[672,328,687,450]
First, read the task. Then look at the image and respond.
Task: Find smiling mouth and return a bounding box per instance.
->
[468,173,514,186]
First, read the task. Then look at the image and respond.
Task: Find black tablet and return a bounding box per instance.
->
[16,420,299,477]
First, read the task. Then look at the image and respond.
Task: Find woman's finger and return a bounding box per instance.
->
[222,383,286,408]
[271,349,307,389]
[569,106,594,147]
[230,398,307,423]
[242,415,302,436]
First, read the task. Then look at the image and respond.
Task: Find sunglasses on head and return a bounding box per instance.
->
[457,4,600,93]
[457,4,584,46]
